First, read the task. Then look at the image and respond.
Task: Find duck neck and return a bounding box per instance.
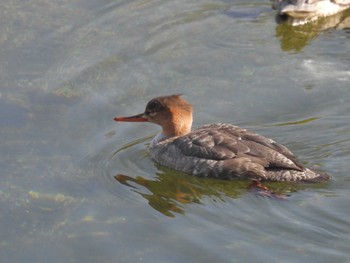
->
[164,112,193,137]
[152,113,193,146]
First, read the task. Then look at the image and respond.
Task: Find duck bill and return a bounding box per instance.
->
[114,113,148,122]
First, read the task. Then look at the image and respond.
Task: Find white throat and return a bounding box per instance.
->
[150,132,170,147]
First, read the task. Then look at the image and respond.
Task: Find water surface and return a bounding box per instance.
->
[1,0,350,262]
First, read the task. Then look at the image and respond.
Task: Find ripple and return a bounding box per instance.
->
[80,127,335,217]
[86,139,315,217]
[267,116,320,126]
[81,134,154,203]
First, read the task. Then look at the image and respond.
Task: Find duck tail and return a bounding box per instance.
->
[301,168,330,183]
[265,168,330,182]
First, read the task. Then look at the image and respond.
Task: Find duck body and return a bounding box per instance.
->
[273,0,350,21]
[150,123,327,182]
[115,95,329,182]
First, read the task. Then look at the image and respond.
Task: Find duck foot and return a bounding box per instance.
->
[248,180,287,200]
[248,180,268,190]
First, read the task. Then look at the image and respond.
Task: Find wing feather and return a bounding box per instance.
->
[172,123,304,173]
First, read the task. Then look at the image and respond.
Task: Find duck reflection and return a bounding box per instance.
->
[114,167,296,217]
[275,9,350,51]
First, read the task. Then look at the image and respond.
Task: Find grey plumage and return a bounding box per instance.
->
[150,123,329,182]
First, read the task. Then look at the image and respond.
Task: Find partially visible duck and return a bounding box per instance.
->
[273,0,350,23]
[114,94,329,182]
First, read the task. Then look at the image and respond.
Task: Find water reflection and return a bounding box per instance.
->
[114,167,303,217]
[115,170,241,217]
[275,10,350,52]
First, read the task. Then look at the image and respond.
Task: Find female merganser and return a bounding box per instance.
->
[114,94,329,182]
[273,0,350,21]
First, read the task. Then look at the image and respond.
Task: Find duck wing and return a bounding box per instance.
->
[173,123,304,173]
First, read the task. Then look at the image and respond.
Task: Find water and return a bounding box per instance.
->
[1,0,350,262]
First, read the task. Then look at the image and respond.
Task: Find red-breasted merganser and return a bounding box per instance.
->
[114,94,329,182]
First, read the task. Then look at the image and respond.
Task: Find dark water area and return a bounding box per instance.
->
[1,0,350,262]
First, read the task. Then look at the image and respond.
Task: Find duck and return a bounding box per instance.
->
[114,94,329,182]
[273,0,350,21]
